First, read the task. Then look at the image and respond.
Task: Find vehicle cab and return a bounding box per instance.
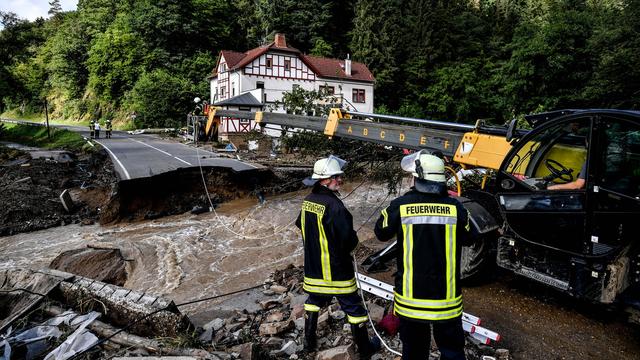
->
[495,110,640,305]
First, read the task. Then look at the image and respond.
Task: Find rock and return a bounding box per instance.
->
[198,327,213,343]
[263,289,276,296]
[230,342,254,360]
[204,318,226,332]
[227,322,245,332]
[366,302,385,324]
[279,340,301,356]
[316,344,356,360]
[266,311,285,323]
[342,324,351,332]
[495,349,510,360]
[330,310,346,320]
[259,320,293,336]
[290,355,299,360]
[270,284,288,294]
[212,351,233,360]
[289,294,307,308]
[264,337,284,347]
[317,311,329,329]
[332,336,342,347]
[294,317,305,331]
[259,298,281,310]
[290,304,305,320]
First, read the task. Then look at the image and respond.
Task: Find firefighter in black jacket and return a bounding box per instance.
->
[374,151,472,360]
[296,156,380,357]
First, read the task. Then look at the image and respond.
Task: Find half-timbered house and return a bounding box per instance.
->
[208,34,375,137]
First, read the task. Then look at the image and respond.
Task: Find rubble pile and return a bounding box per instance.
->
[0,146,116,236]
[195,265,508,360]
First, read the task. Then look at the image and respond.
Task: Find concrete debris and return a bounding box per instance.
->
[316,344,356,360]
[1,263,507,360]
[259,320,293,336]
[366,302,385,324]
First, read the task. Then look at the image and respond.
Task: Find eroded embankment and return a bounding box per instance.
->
[98,166,308,224]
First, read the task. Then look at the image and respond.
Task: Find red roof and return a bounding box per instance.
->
[210,39,374,83]
[302,55,374,83]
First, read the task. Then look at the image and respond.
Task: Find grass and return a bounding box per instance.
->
[1,109,92,127]
[0,122,93,152]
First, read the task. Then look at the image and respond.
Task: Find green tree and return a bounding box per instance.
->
[48,0,63,16]
[310,38,333,57]
[350,0,403,108]
[86,15,145,105]
[124,69,191,128]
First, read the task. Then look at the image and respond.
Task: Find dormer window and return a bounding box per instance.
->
[266,58,272,68]
[219,63,226,73]
[284,59,291,71]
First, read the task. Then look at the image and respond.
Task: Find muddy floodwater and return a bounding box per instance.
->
[2,180,640,359]
[0,182,397,312]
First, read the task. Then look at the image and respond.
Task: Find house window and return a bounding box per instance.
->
[284,59,291,71]
[232,82,235,97]
[219,63,226,73]
[320,85,335,95]
[256,81,264,89]
[220,87,225,97]
[352,89,365,103]
[266,58,272,68]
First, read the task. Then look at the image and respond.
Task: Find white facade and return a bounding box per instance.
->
[210,53,374,114]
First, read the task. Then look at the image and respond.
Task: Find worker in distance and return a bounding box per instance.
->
[296,155,380,358]
[375,151,474,360]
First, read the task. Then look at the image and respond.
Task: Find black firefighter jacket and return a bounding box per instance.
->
[296,185,359,295]
[374,184,472,322]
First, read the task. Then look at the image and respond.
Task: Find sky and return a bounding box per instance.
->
[1,0,78,22]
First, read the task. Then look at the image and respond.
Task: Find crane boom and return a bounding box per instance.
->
[212,108,515,170]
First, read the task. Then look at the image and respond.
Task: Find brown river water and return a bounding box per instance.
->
[0,182,396,314]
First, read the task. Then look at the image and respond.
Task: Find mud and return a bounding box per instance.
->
[0,145,117,236]
[49,247,128,286]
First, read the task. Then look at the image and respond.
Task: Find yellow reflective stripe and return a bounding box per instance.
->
[301,210,306,241]
[381,208,389,228]
[402,224,414,298]
[317,215,331,281]
[446,224,451,299]
[303,284,358,295]
[394,303,463,321]
[446,224,456,299]
[347,314,369,324]
[394,292,462,308]
[304,304,321,312]
[304,277,356,287]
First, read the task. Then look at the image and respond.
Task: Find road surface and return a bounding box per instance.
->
[1,119,262,180]
[90,130,261,180]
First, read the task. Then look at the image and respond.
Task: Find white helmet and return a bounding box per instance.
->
[303,155,346,186]
[401,150,446,182]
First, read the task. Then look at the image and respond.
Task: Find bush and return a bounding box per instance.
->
[123,69,191,129]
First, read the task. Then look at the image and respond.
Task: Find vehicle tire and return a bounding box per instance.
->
[460,233,496,280]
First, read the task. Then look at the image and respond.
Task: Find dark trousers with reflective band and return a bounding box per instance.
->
[399,316,465,360]
[305,292,368,324]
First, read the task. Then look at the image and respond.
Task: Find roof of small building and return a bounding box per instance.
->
[214,92,262,107]
[210,35,374,83]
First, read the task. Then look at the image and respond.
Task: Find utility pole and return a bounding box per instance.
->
[44,98,51,139]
